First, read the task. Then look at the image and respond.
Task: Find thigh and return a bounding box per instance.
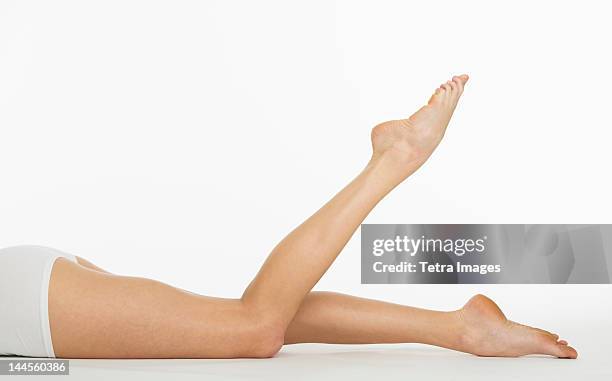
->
[49,258,258,358]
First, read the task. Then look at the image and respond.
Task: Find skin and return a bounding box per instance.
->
[48,75,578,359]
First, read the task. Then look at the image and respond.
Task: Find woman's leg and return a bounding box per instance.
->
[49,75,470,359]
[49,259,280,358]
[54,257,577,359]
[63,255,579,358]
[48,75,576,359]
[285,292,577,358]
[241,76,471,330]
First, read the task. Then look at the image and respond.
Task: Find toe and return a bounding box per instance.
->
[428,88,444,104]
[441,83,452,99]
[430,75,468,106]
[559,344,578,359]
[448,80,458,95]
[558,340,568,345]
[452,76,465,95]
[542,338,578,359]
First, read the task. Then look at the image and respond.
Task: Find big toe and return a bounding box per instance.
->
[557,344,578,359]
[457,74,469,83]
[542,339,578,359]
[449,75,468,102]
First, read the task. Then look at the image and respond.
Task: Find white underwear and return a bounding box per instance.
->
[0,245,78,357]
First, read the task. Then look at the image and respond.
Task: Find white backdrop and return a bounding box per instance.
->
[1,0,611,349]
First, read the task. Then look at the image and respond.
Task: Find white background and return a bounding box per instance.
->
[1,0,611,360]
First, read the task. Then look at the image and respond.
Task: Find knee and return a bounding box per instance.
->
[248,321,285,358]
[240,313,285,358]
[249,334,284,358]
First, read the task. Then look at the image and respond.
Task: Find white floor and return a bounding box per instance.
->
[4,329,610,381]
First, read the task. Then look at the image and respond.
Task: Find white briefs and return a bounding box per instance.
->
[0,245,78,357]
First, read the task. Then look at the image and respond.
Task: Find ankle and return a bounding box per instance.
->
[415,310,468,351]
[443,310,473,351]
[365,151,417,187]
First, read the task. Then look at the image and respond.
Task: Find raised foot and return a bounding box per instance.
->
[456,294,578,359]
[370,74,469,179]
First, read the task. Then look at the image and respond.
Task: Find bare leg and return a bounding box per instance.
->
[48,75,577,359]
[285,292,578,358]
[63,256,580,359]
[50,75,471,359]
[50,259,278,358]
[286,292,460,347]
[241,76,471,329]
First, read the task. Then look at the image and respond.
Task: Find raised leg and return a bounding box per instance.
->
[241,75,471,331]
[49,75,471,359]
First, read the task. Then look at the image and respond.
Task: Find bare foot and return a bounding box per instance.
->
[456,294,578,359]
[370,74,469,181]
